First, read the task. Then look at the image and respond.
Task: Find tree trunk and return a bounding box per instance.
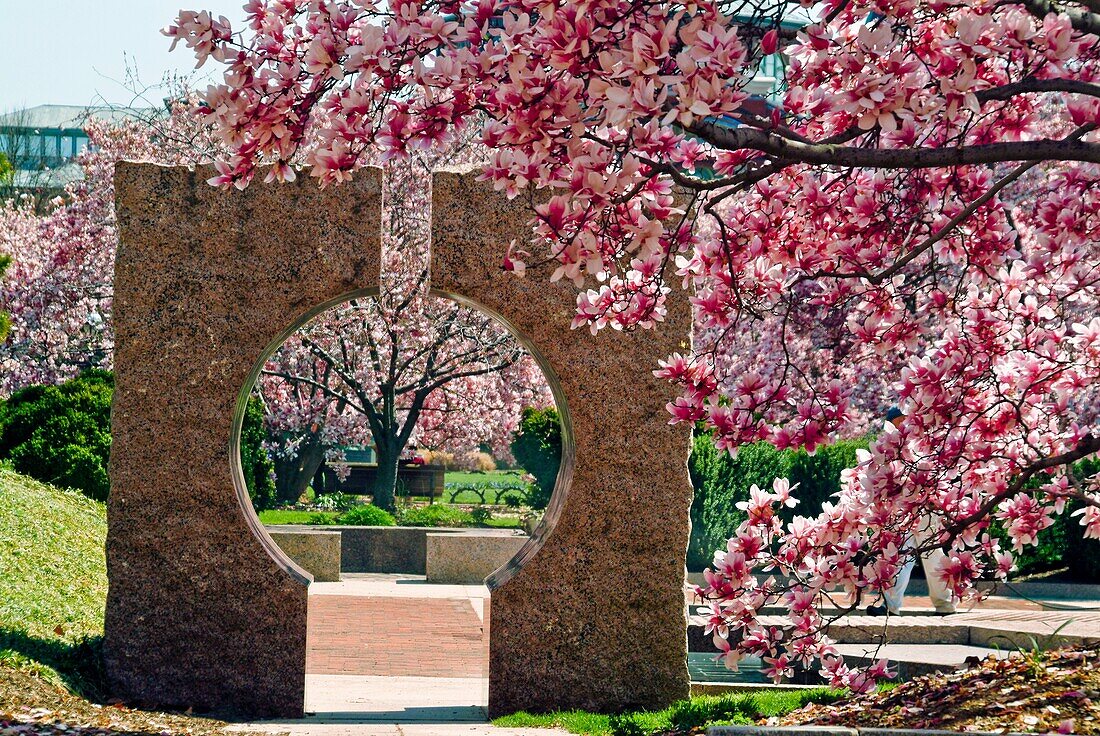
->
[371,440,400,512]
[272,431,326,506]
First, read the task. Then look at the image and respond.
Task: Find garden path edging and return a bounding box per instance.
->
[708,727,1035,736]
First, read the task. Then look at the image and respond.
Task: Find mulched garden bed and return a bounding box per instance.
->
[0,665,254,736]
[781,646,1100,734]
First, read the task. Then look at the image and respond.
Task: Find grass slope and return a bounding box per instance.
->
[0,468,107,696]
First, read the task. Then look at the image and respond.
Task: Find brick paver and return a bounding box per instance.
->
[307,594,489,678]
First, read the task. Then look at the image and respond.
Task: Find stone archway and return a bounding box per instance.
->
[105,162,692,719]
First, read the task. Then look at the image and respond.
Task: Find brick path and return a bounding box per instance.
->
[307,595,488,678]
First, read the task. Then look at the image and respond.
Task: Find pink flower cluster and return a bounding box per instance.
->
[167,0,1100,682]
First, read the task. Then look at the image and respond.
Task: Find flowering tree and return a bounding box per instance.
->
[169,0,1100,686]
[258,293,547,510]
[0,109,215,394]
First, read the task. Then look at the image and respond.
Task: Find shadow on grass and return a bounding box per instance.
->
[0,627,108,701]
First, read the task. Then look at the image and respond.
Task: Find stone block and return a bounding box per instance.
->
[265,529,341,582]
[426,532,528,584]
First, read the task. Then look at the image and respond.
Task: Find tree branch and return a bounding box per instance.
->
[688,124,1100,168]
[1017,0,1100,35]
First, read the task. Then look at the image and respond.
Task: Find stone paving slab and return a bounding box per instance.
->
[231,675,570,736]
[305,675,487,721]
[231,724,567,736]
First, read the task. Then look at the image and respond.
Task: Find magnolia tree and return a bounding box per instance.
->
[169,0,1100,686]
[0,108,216,394]
[258,292,548,510]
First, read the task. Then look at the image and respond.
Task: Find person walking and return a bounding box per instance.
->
[867,407,958,617]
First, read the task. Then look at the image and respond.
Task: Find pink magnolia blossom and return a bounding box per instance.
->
[168,0,1100,684]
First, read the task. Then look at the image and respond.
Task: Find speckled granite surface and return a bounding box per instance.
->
[431,169,693,717]
[108,163,689,718]
[107,163,382,718]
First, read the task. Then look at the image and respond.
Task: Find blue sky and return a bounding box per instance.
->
[0,1,228,112]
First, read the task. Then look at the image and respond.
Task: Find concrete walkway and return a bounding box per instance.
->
[237,573,1099,734]
[238,574,565,734]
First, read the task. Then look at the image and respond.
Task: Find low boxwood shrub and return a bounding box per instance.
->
[336,504,396,526]
[0,371,114,500]
[398,504,475,527]
[0,371,275,506]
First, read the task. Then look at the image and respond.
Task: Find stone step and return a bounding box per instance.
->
[687,617,970,651]
[687,614,1097,652]
[832,643,1009,679]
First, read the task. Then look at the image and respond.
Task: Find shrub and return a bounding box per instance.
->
[336,504,396,526]
[0,371,274,506]
[426,449,455,467]
[991,457,1100,582]
[240,396,278,510]
[1062,457,1100,582]
[687,433,867,571]
[510,406,561,510]
[454,450,497,472]
[470,505,493,526]
[0,371,114,500]
[313,491,359,511]
[398,504,475,527]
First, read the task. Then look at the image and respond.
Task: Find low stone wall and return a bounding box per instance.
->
[338,525,453,574]
[265,525,524,575]
[264,529,342,582]
[426,532,528,584]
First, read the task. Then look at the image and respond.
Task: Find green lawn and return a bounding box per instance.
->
[443,469,529,504]
[258,509,339,525]
[0,467,108,697]
[443,469,525,485]
[493,689,843,736]
[483,515,523,528]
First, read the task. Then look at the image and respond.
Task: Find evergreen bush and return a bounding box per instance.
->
[510,406,561,510]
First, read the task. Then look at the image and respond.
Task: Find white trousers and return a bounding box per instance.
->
[882,519,956,614]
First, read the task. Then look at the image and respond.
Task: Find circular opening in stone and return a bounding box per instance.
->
[228,285,572,717]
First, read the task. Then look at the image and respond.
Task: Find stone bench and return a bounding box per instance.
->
[425,531,528,584]
[265,525,527,579]
[264,528,342,582]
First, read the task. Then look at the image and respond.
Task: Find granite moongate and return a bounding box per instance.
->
[108,163,691,719]
[107,162,382,718]
[432,169,693,716]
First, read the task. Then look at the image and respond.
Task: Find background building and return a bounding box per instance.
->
[0,104,149,201]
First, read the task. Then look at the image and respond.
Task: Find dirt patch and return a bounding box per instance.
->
[0,665,263,736]
[783,646,1100,734]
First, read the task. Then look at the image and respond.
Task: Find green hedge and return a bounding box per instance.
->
[688,432,1100,581]
[0,371,115,501]
[687,434,866,571]
[510,406,561,510]
[1056,458,1100,582]
[240,396,278,511]
[0,371,276,506]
